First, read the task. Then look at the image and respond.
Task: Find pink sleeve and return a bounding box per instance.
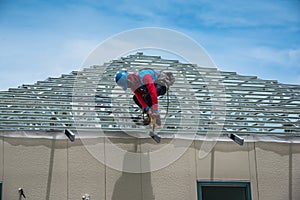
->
[143,74,158,111]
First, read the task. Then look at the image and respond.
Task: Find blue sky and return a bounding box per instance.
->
[0,0,300,90]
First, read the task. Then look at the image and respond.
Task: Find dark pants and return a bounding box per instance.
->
[133,84,167,110]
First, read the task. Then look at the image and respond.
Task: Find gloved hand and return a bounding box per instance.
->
[150,112,159,118]
[150,112,162,126]
[143,107,162,127]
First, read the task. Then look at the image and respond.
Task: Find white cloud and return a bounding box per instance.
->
[61,39,99,65]
[194,0,300,28]
[0,37,99,90]
[288,49,300,65]
[248,47,300,68]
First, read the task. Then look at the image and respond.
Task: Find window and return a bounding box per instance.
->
[197,181,251,200]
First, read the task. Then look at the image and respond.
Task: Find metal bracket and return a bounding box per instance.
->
[228,133,244,146]
[65,129,75,142]
[51,115,75,142]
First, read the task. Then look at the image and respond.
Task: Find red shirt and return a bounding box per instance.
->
[128,73,158,111]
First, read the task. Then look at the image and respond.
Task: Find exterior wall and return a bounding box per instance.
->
[68,138,105,200]
[0,137,3,182]
[139,139,197,200]
[0,135,299,200]
[255,142,300,200]
[2,137,68,199]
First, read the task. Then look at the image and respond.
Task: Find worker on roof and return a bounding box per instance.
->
[115,68,175,127]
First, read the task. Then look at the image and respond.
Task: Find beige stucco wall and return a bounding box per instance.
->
[0,134,299,200]
[255,142,300,200]
[2,137,68,199]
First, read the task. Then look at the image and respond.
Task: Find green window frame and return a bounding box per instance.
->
[197,181,251,200]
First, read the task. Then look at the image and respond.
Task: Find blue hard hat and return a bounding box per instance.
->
[115,71,128,90]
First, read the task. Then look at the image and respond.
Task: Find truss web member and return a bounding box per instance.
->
[115,68,175,127]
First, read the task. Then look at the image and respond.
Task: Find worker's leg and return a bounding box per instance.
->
[133,95,143,109]
[143,85,167,106]
[143,85,166,127]
[133,95,151,125]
